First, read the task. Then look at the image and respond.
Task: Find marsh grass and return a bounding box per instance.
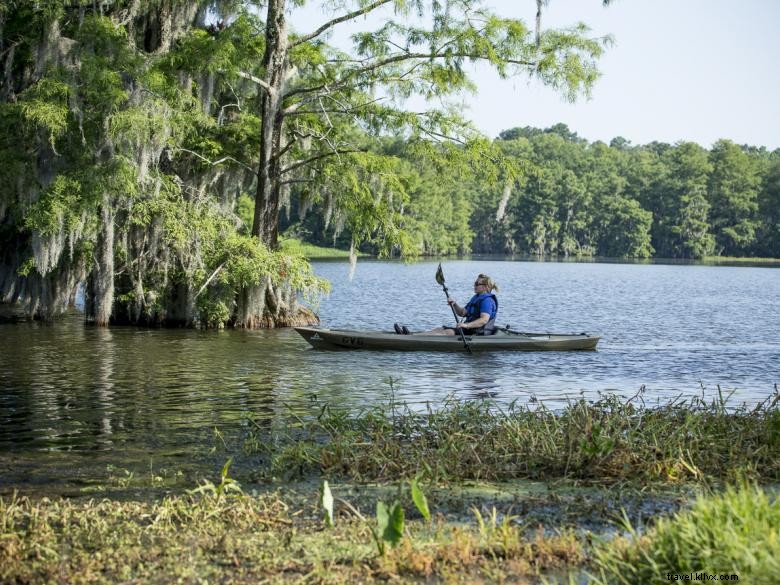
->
[253,390,780,484]
[0,490,588,584]
[591,483,780,584]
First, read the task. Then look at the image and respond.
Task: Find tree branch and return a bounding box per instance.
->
[284,51,535,99]
[195,262,226,299]
[177,148,256,174]
[236,70,273,95]
[290,0,393,48]
[284,100,384,117]
[281,149,361,175]
[280,178,315,186]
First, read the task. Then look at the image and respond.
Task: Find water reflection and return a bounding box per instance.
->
[1,259,778,490]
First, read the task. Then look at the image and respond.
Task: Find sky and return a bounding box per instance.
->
[288,0,780,150]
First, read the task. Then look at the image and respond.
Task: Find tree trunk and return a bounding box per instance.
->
[86,196,115,326]
[236,0,317,329]
[253,0,288,250]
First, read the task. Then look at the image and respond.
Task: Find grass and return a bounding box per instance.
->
[251,390,780,485]
[3,481,776,583]
[279,237,364,259]
[702,255,780,264]
[0,489,588,584]
[591,483,780,584]
[0,392,780,584]
[5,389,779,583]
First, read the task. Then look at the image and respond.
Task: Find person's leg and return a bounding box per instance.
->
[411,327,456,336]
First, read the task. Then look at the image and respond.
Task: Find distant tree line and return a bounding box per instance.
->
[288,123,780,259]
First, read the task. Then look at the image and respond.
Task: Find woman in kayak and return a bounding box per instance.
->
[394,274,499,335]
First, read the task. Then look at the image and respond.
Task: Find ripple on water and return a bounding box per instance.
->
[0,259,778,485]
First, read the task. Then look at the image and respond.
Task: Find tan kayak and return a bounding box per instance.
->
[294,327,600,351]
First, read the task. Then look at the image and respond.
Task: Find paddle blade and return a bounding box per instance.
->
[435,263,445,285]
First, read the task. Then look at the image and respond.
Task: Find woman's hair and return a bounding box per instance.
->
[478,274,499,293]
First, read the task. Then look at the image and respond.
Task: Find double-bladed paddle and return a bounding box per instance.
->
[435,263,471,353]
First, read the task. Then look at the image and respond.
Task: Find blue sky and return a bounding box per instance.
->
[289,0,780,149]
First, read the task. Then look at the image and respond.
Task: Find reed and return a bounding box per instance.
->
[255,389,780,484]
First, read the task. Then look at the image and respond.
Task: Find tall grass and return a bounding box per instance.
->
[254,390,780,484]
[591,483,780,584]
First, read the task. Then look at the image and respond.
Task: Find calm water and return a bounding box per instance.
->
[1,259,778,490]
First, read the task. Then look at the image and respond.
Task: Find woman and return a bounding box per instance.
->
[394,273,499,335]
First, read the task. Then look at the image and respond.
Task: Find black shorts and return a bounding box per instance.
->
[444,325,490,336]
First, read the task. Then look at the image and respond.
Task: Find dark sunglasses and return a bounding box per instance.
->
[474,281,487,286]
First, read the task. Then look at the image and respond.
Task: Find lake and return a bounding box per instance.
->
[1,258,778,490]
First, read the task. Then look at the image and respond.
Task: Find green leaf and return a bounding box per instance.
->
[220,457,233,480]
[377,500,404,547]
[411,478,431,521]
[376,500,389,532]
[320,480,334,527]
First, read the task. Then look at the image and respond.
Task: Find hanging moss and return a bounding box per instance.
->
[0,2,325,328]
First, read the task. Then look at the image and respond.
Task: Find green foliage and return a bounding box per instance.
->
[457,129,778,260]
[410,478,431,521]
[320,479,334,527]
[189,458,243,501]
[18,77,71,145]
[755,158,780,256]
[374,500,404,555]
[253,391,780,484]
[592,484,780,584]
[708,139,761,255]
[23,175,84,236]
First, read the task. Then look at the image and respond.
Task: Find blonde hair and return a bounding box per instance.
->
[477,274,499,293]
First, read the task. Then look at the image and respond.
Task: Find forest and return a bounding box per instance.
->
[1,0,777,329]
[292,124,779,260]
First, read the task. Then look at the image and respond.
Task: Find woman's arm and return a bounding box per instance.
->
[448,299,467,317]
[459,313,490,329]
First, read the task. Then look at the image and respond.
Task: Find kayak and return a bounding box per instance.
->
[294,326,600,351]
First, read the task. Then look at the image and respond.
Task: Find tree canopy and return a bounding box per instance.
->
[0,0,611,326]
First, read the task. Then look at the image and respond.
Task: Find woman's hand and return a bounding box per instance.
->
[448,298,465,317]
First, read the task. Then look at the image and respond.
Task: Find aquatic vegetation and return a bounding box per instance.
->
[189,458,242,502]
[0,487,588,583]
[251,390,780,484]
[590,483,780,584]
[320,477,433,556]
[5,451,775,583]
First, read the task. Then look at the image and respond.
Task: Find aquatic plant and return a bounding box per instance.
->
[320,478,434,556]
[253,389,780,484]
[189,458,242,502]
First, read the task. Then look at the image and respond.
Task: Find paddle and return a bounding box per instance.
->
[435,263,471,353]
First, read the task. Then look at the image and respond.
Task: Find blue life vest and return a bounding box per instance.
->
[464,293,498,334]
